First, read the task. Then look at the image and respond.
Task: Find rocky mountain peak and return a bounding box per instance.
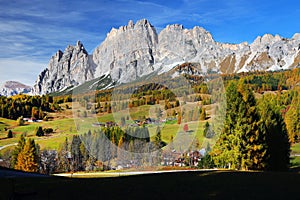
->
[33,41,94,94]
[93,19,158,83]
[165,24,184,31]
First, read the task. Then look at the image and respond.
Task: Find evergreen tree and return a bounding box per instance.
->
[258,97,290,170]
[154,126,163,148]
[35,126,44,137]
[203,122,214,138]
[70,135,83,172]
[57,137,70,172]
[241,87,266,170]
[120,116,126,127]
[7,130,13,138]
[198,154,214,169]
[40,150,57,174]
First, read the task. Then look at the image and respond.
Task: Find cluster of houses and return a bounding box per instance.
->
[130,117,176,127]
[92,121,118,128]
[162,148,206,167]
[117,148,207,169]
[92,117,177,128]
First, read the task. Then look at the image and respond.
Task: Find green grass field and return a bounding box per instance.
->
[0,103,212,151]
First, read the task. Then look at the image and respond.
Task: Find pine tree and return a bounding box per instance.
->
[36,126,44,137]
[154,126,162,148]
[70,135,83,172]
[258,97,290,170]
[203,122,215,138]
[240,87,266,170]
[15,138,39,172]
[7,130,13,138]
[120,116,126,127]
[57,137,70,172]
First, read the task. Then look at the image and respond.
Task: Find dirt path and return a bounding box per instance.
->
[0,143,17,151]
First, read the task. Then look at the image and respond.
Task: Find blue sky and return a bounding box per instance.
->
[0,0,299,86]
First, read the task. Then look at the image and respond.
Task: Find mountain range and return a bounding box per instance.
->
[17,19,300,95]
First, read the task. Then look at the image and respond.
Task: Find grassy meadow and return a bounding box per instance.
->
[0,102,213,152]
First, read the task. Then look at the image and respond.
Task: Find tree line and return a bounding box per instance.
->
[0,94,59,120]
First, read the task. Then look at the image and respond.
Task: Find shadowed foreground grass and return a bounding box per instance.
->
[1,169,300,200]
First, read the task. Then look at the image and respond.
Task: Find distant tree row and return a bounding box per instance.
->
[0,94,58,120]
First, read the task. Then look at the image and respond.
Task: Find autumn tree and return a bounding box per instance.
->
[117,135,125,165]
[15,138,39,172]
[177,113,182,124]
[11,134,26,168]
[16,116,24,126]
[285,93,300,143]
[199,107,206,121]
[183,124,189,132]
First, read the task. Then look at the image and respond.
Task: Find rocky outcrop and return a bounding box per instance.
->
[0,81,31,97]
[33,19,300,94]
[33,41,95,94]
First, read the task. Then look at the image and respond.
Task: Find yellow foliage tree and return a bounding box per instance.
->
[15,138,39,172]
